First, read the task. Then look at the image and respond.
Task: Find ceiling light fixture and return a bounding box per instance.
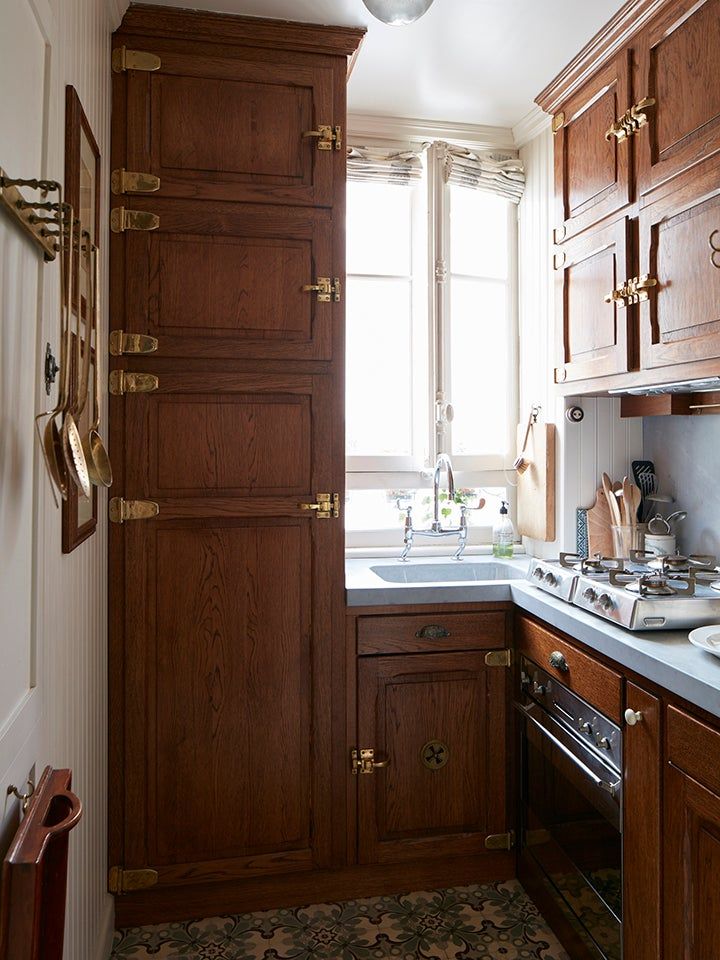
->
[362,0,435,26]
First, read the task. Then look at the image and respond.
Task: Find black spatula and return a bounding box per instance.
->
[632,460,655,522]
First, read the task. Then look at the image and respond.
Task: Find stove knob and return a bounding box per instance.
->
[532,681,547,697]
[597,592,614,611]
[596,736,612,750]
[533,566,544,580]
[543,572,558,587]
[579,720,593,736]
[582,587,598,602]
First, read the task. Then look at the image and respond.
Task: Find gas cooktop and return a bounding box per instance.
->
[528,552,720,631]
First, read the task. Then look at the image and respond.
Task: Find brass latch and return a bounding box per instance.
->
[111,168,161,195]
[604,274,657,308]
[109,498,159,524]
[112,46,161,73]
[111,207,160,233]
[484,831,515,851]
[302,124,342,151]
[109,370,159,396]
[109,330,159,356]
[605,97,656,142]
[302,277,341,303]
[484,649,512,668]
[108,866,159,894]
[351,748,390,775]
[298,493,340,519]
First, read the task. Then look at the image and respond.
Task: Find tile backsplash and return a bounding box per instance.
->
[643,416,720,556]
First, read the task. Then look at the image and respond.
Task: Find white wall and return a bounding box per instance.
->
[517,124,642,557]
[0,1,128,958]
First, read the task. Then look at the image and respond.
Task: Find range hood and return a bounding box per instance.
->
[609,377,720,397]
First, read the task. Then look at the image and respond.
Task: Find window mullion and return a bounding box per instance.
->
[429,141,451,460]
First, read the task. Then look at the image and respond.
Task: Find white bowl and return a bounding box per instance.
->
[688,626,720,658]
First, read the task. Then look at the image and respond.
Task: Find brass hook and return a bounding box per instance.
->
[7,780,35,813]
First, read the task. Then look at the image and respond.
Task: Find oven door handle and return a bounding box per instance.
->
[518,703,621,800]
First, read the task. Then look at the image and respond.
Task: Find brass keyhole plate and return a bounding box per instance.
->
[421,740,449,771]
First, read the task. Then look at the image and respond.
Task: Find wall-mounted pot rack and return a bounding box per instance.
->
[0,168,62,261]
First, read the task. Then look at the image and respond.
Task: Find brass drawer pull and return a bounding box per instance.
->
[549,650,569,673]
[415,624,450,639]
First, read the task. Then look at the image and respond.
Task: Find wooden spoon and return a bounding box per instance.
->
[602,473,623,526]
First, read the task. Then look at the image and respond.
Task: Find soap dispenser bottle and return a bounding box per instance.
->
[492,500,514,558]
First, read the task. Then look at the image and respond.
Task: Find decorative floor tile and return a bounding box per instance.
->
[111,880,570,960]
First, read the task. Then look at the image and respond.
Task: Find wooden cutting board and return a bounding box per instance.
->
[586,486,614,557]
[517,422,555,541]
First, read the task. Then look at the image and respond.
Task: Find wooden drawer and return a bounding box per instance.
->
[515,614,622,722]
[357,612,507,656]
[667,705,720,795]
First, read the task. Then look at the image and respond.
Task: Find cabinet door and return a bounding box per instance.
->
[115,199,337,361]
[114,372,341,888]
[356,652,507,865]
[555,217,632,384]
[638,158,720,370]
[637,0,720,197]
[118,43,339,207]
[623,684,661,960]
[553,52,631,243]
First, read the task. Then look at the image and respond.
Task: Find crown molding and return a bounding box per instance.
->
[347,113,516,152]
[512,106,551,148]
[535,0,667,114]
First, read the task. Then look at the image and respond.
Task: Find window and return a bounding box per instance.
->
[345,138,521,550]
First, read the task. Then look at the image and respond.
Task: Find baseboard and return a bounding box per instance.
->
[95,896,116,960]
[115,852,514,928]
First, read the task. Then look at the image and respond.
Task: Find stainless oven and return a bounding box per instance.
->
[517,657,623,960]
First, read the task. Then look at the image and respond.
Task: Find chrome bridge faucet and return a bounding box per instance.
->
[400,454,467,561]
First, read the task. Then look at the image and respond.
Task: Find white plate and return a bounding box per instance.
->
[688,626,720,657]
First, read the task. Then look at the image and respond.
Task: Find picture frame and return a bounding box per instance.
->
[62,86,100,553]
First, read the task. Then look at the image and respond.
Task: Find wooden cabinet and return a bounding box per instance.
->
[554,217,633,384]
[664,706,720,960]
[356,650,508,865]
[553,53,631,243]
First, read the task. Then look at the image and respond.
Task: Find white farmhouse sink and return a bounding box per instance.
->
[369,561,526,584]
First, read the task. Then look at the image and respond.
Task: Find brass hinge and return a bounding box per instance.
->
[551,112,565,134]
[112,46,161,73]
[605,97,656,142]
[109,498,159,524]
[111,207,160,233]
[351,748,390,775]
[111,168,161,195]
[302,124,342,151]
[108,865,159,894]
[298,493,340,519]
[484,649,512,668]
[302,277,341,303]
[485,830,515,851]
[109,370,159,396]
[109,330,159,357]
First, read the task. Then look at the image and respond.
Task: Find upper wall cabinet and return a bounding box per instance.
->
[553,53,631,242]
[636,0,720,198]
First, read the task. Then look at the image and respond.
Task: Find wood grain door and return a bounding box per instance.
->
[636,0,720,198]
[115,199,337,361]
[553,52,631,243]
[356,652,507,865]
[120,43,338,207]
[113,371,342,887]
[623,684,661,960]
[555,217,632,384]
[638,157,720,371]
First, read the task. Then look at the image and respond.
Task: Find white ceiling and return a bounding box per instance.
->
[140,0,622,129]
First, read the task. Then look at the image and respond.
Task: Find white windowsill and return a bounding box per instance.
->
[345,543,526,560]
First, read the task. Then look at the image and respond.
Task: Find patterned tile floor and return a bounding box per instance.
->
[111,880,570,959]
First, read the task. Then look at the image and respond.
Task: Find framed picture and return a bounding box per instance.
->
[62,86,100,553]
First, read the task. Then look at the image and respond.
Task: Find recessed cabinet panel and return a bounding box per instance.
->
[554,53,631,241]
[356,652,506,865]
[121,201,334,360]
[639,159,720,369]
[637,0,720,196]
[555,218,632,384]
[125,48,336,206]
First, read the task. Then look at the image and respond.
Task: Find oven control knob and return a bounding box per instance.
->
[582,587,597,602]
[596,736,612,750]
[579,720,592,736]
[543,572,558,587]
[625,709,643,726]
[597,593,614,611]
[532,681,547,697]
[533,566,544,580]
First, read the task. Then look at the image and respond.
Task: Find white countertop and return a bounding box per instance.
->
[346,555,720,719]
